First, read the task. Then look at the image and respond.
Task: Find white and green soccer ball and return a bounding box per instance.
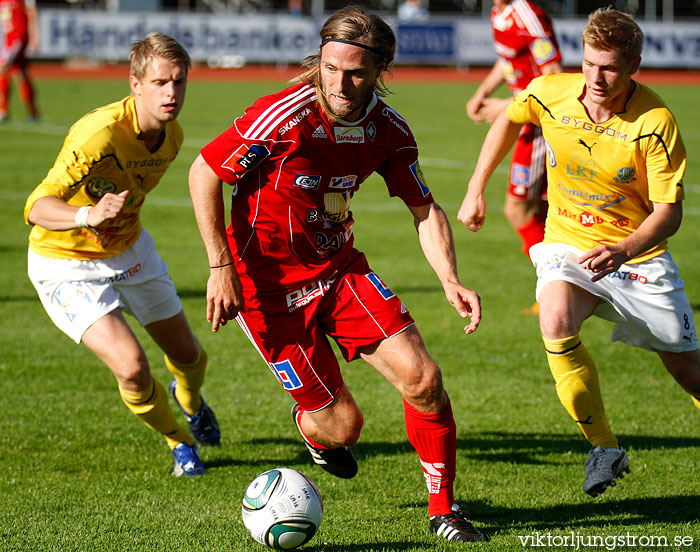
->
[242,468,323,550]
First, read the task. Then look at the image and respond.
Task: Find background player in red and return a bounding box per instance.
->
[189,5,486,544]
[466,0,562,313]
[0,0,39,122]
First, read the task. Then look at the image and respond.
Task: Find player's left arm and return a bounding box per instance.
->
[579,200,683,282]
[408,201,481,334]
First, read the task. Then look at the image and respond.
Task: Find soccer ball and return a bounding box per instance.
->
[242,468,323,550]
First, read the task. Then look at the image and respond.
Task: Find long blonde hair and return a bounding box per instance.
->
[294,5,395,113]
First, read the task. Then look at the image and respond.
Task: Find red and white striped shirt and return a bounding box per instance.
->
[0,0,34,41]
[201,83,434,291]
[492,0,561,93]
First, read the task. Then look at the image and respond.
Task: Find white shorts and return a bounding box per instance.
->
[28,229,183,344]
[530,242,698,353]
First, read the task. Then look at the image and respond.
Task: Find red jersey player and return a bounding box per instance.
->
[189,5,486,544]
[465,0,562,312]
[0,0,39,121]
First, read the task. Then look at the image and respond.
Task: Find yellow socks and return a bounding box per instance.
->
[119,378,192,450]
[543,335,618,449]
[164,345,208,415]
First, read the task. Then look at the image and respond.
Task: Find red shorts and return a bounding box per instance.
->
[236,249,414,411]
[508,122,548,203]
[1,35,28,68]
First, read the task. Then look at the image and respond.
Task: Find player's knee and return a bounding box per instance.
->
[340,416,364,447]
[167,339,201,365]
[114,354,151,389]
[673,365,700,396]
[327,410,364,447]
[504,199,529,228]
[401,364,443,407]
[539,306,576,339]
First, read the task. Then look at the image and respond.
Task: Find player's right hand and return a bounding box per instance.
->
[457,190,486,232]
[206,265,245,333]
[466,97,485,122]
[479,98,511,124]
[88,190,130,227]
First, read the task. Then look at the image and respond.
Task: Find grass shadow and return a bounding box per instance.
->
[401,495,700,534]
[243,432,700,467]
[314,542,430,551]
[455,431,700,465]
[480,495,700,531]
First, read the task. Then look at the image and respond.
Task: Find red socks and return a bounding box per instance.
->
[0,72,38,117]
[404,396,456,517]
[19,78,38,118]
[516,214,545,258]
[293,405,330,450]
[0,75,8,114]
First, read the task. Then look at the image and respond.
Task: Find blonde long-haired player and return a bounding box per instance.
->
[189,5,486,543]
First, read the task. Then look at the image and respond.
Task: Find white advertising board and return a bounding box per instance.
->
[34,10,700,68]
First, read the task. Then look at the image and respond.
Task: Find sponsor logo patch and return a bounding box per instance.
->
[606,270,648,283]
[329,175,357,189]
[531,37,556,64]
[312,124,328,139]
[286,275,337,312]
[561,116,629,142]
[511,163,531,187]
[102,264,142,284]
[322,191,351,221]
[54,281,94,322]
[86,177,117,198]
[367,121,376,141]
[420,460,446,494]
[334,126,364,144]
[613,167,637,185]
[580,211,604,227]
[381,108,409,136]
[222,144,270,174]
[545,140,557,168]
[270,359,303,390]
[566,156,598,182]
[294,174,321,190]
[558,183,626,210]
[366,272,395,300]
[279,107,311,136]
[409,160,431,196]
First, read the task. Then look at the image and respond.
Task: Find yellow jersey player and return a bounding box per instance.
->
[24,33,220,477]
[459,7,700,497]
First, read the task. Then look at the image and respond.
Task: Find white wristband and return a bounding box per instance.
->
[75,206,92,228]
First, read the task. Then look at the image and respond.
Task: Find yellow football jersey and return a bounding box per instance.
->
[508,73,686,263]
[24,96,183,260]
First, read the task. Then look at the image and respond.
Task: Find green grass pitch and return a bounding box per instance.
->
[1,72,699,551]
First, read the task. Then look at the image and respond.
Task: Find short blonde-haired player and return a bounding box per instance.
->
[24,32,220,477]
[459,8,700,496]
